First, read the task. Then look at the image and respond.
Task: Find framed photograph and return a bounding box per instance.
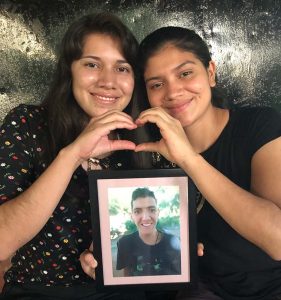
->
[88,168,197,291]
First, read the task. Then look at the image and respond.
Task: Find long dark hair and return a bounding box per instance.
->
[41,12,139,161]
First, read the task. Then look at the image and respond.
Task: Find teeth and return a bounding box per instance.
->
[142,223,151,227]
[95,94,116,101]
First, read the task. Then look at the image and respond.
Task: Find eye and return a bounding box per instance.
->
[85,62,99,69]
[133,209,140,215]
[117,66,131,73]
[149,82,163,90]
[180,70,192,78]
[150,208,156,213]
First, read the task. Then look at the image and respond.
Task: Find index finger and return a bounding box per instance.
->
[135,107,173,126]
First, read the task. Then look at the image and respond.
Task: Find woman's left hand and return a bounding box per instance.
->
[135,107,198,167]
[79,243,97,279]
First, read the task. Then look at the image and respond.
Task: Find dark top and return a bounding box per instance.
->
[0,104,131,287]
[153,106,281,299]
[116,231,181,276]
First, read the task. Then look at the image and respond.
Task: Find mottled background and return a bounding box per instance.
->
[0,0,281,124]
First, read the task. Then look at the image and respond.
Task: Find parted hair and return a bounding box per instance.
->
[41,12,139,161]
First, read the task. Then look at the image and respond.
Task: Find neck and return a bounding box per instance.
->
[184,107,229,153]
[139,229,159,245]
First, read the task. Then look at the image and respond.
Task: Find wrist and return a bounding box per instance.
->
[58,145,83,171]
[180,152,203,175]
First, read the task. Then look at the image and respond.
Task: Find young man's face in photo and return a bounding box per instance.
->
[131,196,159,236]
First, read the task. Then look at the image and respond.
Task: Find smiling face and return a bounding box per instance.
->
[71,33,134,118]
[131,196,159,237]
[144,44,216,128]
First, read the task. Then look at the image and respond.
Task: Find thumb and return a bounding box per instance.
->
[135,141,160,153]
[80,247,98,279]
[84,250,98,269]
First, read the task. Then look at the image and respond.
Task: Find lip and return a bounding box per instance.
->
[90,92,119,103]
[141,223,153,227]
[166,99,193,115]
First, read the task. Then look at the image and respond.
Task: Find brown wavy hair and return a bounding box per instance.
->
[41,12,139,161]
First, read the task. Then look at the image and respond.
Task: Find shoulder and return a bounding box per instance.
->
[230,105,281,137]
[0,104,48,157]
[118,232,138,245]
[163,231,179,240]
[230,105,281,155]
[231,106,280,128]
[2,104,46,126]
[162,232,180,248]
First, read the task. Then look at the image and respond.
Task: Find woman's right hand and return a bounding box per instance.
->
[67,110,137,166]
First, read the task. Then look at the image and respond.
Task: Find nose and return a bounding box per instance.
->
[164,79,183,101]
[97,68,116,89]
[141,211,151,220]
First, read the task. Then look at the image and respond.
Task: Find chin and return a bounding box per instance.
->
[140,226,155,233]
[178,115,194,127]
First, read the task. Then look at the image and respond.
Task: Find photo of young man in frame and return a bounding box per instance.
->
[113,186,181,277]
[89,171,195,288]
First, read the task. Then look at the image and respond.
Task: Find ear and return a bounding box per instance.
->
[208,60,216,87]
[156,208,160,218]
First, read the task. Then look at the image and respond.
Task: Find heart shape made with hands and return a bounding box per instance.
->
[114,122,159,144]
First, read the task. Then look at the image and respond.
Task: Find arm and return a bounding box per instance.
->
[0,257,11,291]
[0,146,81,261]
[183,139,281,260]
[0,110,136,261]
[135,108,281,260]
[115,236,130,276]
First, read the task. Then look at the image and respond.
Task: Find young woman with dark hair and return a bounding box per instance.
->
[0,12,141,300]
[134,26,281,300]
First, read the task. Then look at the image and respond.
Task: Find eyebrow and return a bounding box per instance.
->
[145,60,196,83]
[81,55,129,64]
[133,205,157,211]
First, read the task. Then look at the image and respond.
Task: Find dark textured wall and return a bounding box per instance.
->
[0,0,281,123]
